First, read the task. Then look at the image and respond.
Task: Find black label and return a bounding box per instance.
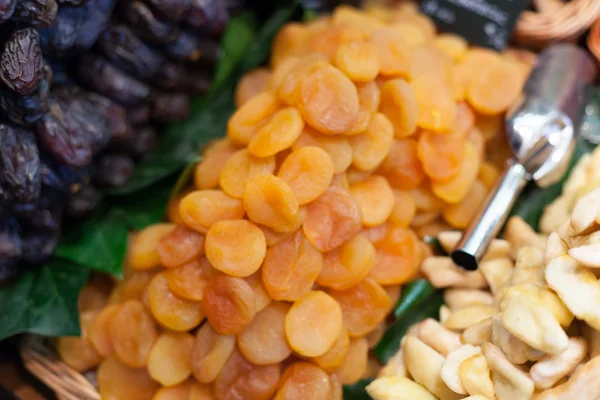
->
[420,0,530,50]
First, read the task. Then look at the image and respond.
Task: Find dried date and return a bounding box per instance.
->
[0,0,17,22]
[143,0,190,21]
[185,0,228,37]
[12,0,58,27]
[0,75,49,126]
[121,1,178,44]
[94,153,135,188]
[165,30,219,65]
[150,92,190,122]
[155,62,211,94]
[0,126,41,205]
[76,0,117,50]
[0,28,44,96]
[66,184,98,219]
[38,5,85,58]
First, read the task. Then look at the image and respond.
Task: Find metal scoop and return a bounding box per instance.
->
[451,44,597,271]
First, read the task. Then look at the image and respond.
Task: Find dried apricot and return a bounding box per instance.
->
[350,175,395,226]
[262,230,323,301]
[214,349,280,400]
[147,331,194,386]
[148,273,205,332]
[121,272,154,302]
[278,55,328,106]
[271,23,310,67]
[190,382,216,400]
[350,113,394,171]
[308,25,367,61]
[153,380,193,400]
[370,28,411,78]
[467,57,524,115]
[179,190,245,232]
[412,76,456,132]
[417,130,465,182]
[157,225,205,268]
[376,138,425,190]
[434,34,468,61]
[334,337,368,384]
[317,235,375,290]
[442,179,487,228]
[334,42,380,82]
[194,139,238,190]
[411,44,453,83]
[278,146,334,204]
[453,48,500,100]
[109,300,157,368]
[331,5,385,33]
[243,174,301,232]
[431,142,480,203]
[98,357,159,400]
[409,184,445,212]
[89,304,120,357]
[478,161,499,189]
[275,362,332,400]
[129,224,175,270]
[220,149,276,198]
[166,258,210,301]
[475,112,503,142]
[192,323,236,383]
[389,190,416,227]
[379,79,418,138]
[202,275,256,335]
[293,128,352,173]
[390,22,427,47]
[346,167,373,185]
[303,186,362,252]
[245,271,272,312]
[248,107,305,157]
[313,327,350,371]
[238,302,292,365]
[228,91,279,146]
[451,101,476,137]
[347,81,381,135]
[285,291,343,357]
[371,226,421,285]
[78,275,112,313]
[260,207,306,247]
[205,220,266,277]
[329,278,391,337]
[236,68,272,107]
[57,313,100,372]
[297,62,360,135]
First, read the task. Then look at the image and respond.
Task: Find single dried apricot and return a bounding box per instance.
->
[98,357,159,400]
[227,91,279,146]
[214,349,280,400]
[236,68,273,107]
[379,79,418,138]
[376,138,425,190]
[243,174,300,232]
[317,235,375,290]
[57,313,100,372]
[308,25,368,61]
[350,175,395,227]
[411,44,453,83]
[192,323,236,383]
[219,149,276,198]
[157,225,205,268]
[202,275,256,335]
[194,139,238,190]
[371,227,421,285]
[121,272,154,302]
[275,362,332,400]
[278,55,328,106]
[389,22,427,47]
[262,230,323,301]
[179,190,245,233]
[329,278,391,337]
[417,129,465,183]
[277,146,334,204]
[148,273,205,332]
[350,113,394,171]
[245,272,271,312]
[467,57,524,115]
[334,42,380,82]
[167,190,190,225]
[370,28,411,78]
[205,220,266,277]
[442,179,487,228]
[303,186,362,252]
[313,327,350,371]
[238,302,292,365]
[389,190,416,228]
[297,62,359,135]
[285,291,343,357]
[248,107,305,157]
[78,274,112,313]
[453,48,500,100]
[147,331,194,386]
[347,81,381,136]
[391,13,436,39]
[166,258,210,301]
[334,337,368,384]
[89,304,120,357]
[271,23,310,67]
[434,33,468,61]
[129,224,176,270]
[109,300,157,368]
[431,142,480,204]
[451,102,476,137]
[412,76,457,132]
[478,161,499,189]
[153,380,193,400]
[293,128,352,173]
[409,184,445,212]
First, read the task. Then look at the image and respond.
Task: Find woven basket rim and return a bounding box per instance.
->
[19,335,100,400]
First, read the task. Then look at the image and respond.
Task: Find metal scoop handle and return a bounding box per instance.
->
[450,160,527,270]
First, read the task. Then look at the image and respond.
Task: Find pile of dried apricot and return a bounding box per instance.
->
[57,3,533,399]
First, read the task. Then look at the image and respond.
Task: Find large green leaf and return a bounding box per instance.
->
[0,261,89,340]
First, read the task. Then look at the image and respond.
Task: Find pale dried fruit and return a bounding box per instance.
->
[421,256,487,289]
[366,376,437,400]
[417,318,461,356]
[440,345,482,395]
[458,354,495,399]
[530,337,588,390]
[482,342,535,400]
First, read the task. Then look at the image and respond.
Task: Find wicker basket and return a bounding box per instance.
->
[514,0,600,48]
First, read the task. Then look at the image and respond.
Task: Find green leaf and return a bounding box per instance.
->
[0,260,89,340]
[55,209,127,277]
[343,378,374,400]
[212,11,259,90]
[510,137,596,229]
[117,177,176,231]
[376,289,444,364]
[394,279,438,319]
[170,156,202,201]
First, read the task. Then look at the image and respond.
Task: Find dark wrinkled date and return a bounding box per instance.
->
[144,0,190,22]
[0,28,44,96]
[122,1,179,44]
[0,73,50,126]
[12,0,58,27]
[94,153,135,188]
[165,30,220,65]
[186,0,228,37]
[0,0,17,22]
[151,91,190,122]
